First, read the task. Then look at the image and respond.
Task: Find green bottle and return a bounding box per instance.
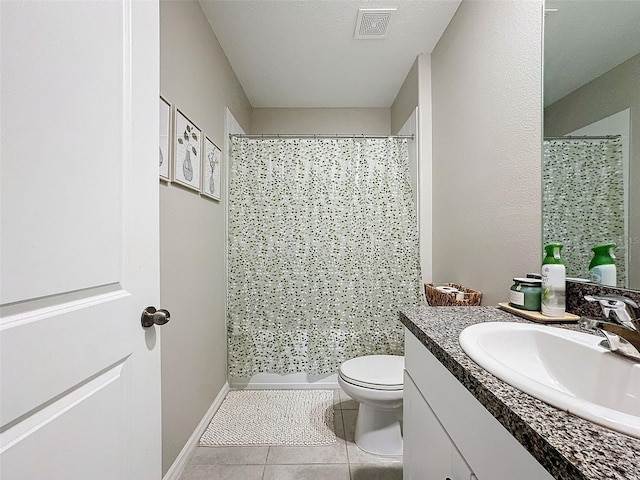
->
[589,243,617,287]
[541,243,566,317]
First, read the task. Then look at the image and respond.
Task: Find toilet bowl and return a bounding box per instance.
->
[338,355,404,456]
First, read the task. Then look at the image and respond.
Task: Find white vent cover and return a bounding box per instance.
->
[354,8,396,39]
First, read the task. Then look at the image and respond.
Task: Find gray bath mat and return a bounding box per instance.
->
[199,389,336,446]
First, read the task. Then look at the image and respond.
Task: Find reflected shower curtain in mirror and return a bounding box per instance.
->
[543,137,625,284]
[228,137,422,377]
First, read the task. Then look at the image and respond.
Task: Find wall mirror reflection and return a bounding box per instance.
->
[543,0,640,290]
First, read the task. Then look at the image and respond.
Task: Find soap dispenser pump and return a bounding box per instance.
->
[589,243,617,287]
[541,243,566,317]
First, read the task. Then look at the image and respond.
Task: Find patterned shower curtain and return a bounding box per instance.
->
[542,137,626,284]
[228,137,422,377]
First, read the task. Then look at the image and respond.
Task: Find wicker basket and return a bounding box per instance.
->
[424,283,482,307]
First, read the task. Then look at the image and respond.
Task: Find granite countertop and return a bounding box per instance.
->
[399,305,640,480]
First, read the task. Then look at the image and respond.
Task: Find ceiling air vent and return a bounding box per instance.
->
[354,8,396,39]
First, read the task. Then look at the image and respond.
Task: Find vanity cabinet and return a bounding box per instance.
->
[405,373,475,480]
[404,328,555,480]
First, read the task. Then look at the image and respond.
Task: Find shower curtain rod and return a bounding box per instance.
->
[544,135,621,140]
[229,133,415,140]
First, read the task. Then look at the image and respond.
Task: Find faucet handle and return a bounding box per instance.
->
[584,295,638,330]
[584,294,639,309]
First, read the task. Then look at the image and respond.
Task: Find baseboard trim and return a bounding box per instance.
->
[229,372,339,390]
[230,381,341,389]
[163,382,230,480]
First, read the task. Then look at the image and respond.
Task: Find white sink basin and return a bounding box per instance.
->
[459,322,640,439]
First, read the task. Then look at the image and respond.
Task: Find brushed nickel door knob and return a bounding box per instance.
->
[141,306,170,328]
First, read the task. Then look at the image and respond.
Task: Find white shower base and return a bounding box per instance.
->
[229,372,339,390]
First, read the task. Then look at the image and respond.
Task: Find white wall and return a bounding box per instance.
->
[391,58,419,135]
[252,108,390,134]
[391,55,433,286]
[399,109,419,206]
[430,0,544,305]
[398,109,423,298]
[417,54,434,285]
[159,0,251,474]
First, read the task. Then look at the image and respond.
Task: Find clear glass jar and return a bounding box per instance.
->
[509,277,542,311]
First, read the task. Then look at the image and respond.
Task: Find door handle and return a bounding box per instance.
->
[141,306,170,328]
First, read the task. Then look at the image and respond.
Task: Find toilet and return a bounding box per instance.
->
[338,355,404,456]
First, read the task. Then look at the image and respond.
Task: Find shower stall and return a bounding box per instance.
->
[227,134,422,387]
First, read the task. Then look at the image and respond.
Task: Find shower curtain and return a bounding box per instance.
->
[542,137,625,284]
[228,137,422,377]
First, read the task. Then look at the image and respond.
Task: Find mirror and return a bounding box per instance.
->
[543,0,640,290]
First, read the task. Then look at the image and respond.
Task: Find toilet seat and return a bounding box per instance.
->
[339,355,404,391]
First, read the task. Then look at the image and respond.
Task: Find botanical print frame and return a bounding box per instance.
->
[202,136,221,201]
[172,107,201,191]
[159,96,171,181]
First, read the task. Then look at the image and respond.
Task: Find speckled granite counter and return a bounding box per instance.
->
[399,305,640,480]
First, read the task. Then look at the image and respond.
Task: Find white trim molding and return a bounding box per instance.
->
[229,372,339,390]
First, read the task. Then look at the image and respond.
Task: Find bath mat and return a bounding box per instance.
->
[199,389,336,446]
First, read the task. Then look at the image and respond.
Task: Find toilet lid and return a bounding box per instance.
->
[339,355,404,390]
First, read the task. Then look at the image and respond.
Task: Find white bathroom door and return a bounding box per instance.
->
[0,1,161,479]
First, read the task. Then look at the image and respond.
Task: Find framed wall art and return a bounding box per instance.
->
[202,136,221,201]
[159,96,171,181]
[172,107,201,191]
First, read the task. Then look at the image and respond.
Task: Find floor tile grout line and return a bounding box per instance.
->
[344,404,354,480]
[340,407,349,467]
[342,408,354,468]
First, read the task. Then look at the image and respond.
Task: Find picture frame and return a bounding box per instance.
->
[159,96,171,181]
[172,107,201,191]
[202,136,221,201]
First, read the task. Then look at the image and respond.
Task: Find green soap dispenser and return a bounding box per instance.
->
[589,243,617,287]
[541,243,566,317]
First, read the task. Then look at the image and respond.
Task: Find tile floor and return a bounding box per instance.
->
[179,389,403,480]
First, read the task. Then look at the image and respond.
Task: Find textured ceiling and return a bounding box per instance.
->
[544,0,640,106]
[199,0,462,108]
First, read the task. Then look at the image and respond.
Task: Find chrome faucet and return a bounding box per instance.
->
[579,294,640,361]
